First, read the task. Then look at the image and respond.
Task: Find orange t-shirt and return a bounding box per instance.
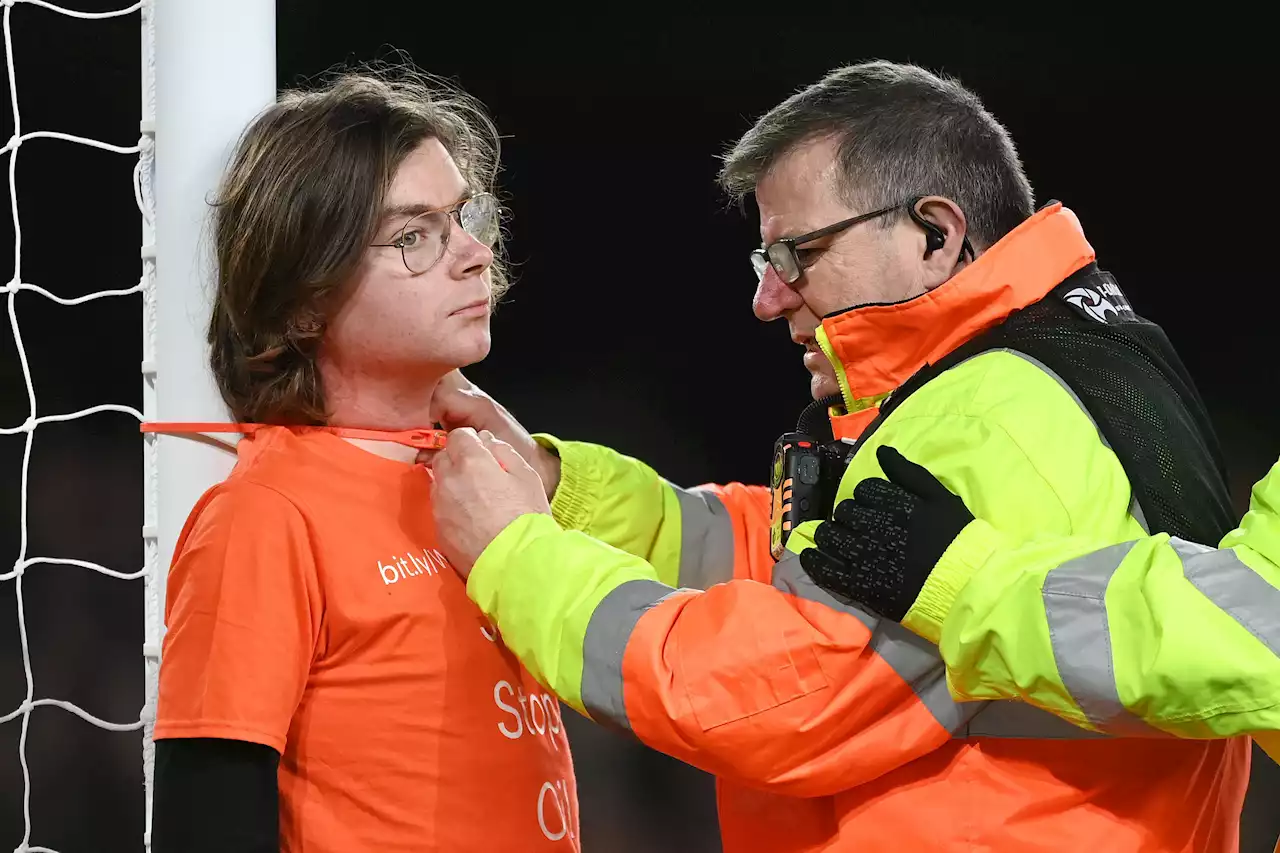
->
[155,426,579,852]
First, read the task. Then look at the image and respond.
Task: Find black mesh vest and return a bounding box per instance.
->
[828,263,1235,546]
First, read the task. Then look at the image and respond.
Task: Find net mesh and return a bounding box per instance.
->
[0,1,151,851]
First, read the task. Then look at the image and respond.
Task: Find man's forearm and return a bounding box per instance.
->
[933,522,1280,741]
[532,435,776,588]
[467,517,961,797]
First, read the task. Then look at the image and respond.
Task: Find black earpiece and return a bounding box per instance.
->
[907,199,976,262]
[907,203,947,258]
[923,226,946,257]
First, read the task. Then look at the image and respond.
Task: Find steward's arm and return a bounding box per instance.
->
[535,435,774,586]
[911,460,1280,754]
[467,514,966,797]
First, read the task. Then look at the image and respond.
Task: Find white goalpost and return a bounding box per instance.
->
[148,1,274,844]
[1,1,274,850]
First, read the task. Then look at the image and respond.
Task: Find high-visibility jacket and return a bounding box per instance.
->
[904,455,1280,763]
[468,204,1249,851]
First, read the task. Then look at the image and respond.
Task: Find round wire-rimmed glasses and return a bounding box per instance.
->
[371,192,502,275]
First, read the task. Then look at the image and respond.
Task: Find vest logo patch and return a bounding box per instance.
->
[1062,279,1135,324]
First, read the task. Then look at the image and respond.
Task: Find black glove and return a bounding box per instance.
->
[798,445,974,621]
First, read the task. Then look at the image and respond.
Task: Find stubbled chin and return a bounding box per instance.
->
[810,371,840,401]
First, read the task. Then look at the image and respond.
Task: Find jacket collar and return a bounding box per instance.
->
[815,202,1096,440]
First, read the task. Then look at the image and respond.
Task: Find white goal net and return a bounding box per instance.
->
[0,1,273,850]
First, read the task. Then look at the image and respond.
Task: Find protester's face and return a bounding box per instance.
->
[752,136,928,400]
[322,137,496,382]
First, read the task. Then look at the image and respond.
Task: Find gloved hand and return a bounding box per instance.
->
[798,445,974,621]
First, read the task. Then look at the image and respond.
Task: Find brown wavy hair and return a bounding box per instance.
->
[207,66,506,424]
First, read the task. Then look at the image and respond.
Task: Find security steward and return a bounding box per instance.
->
[426,61,1250,853]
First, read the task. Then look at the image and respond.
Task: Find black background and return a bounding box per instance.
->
[1,4,1276,851]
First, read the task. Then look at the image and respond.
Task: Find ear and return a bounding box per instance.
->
[910,196,970,289]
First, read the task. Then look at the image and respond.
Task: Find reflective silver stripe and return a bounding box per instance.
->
[1172,538,1280,655]
[772,553,980,735]
[963,699,1111,739]
[774,554,1110,739]
[580,579,677,732]
[771,554,874,631]
[1042,541,1165,735]
[582,557,1111,741]
[979,349,1152,534]
[670,485,737,589]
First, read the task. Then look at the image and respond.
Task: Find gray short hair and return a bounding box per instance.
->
[718,61,1035,248]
